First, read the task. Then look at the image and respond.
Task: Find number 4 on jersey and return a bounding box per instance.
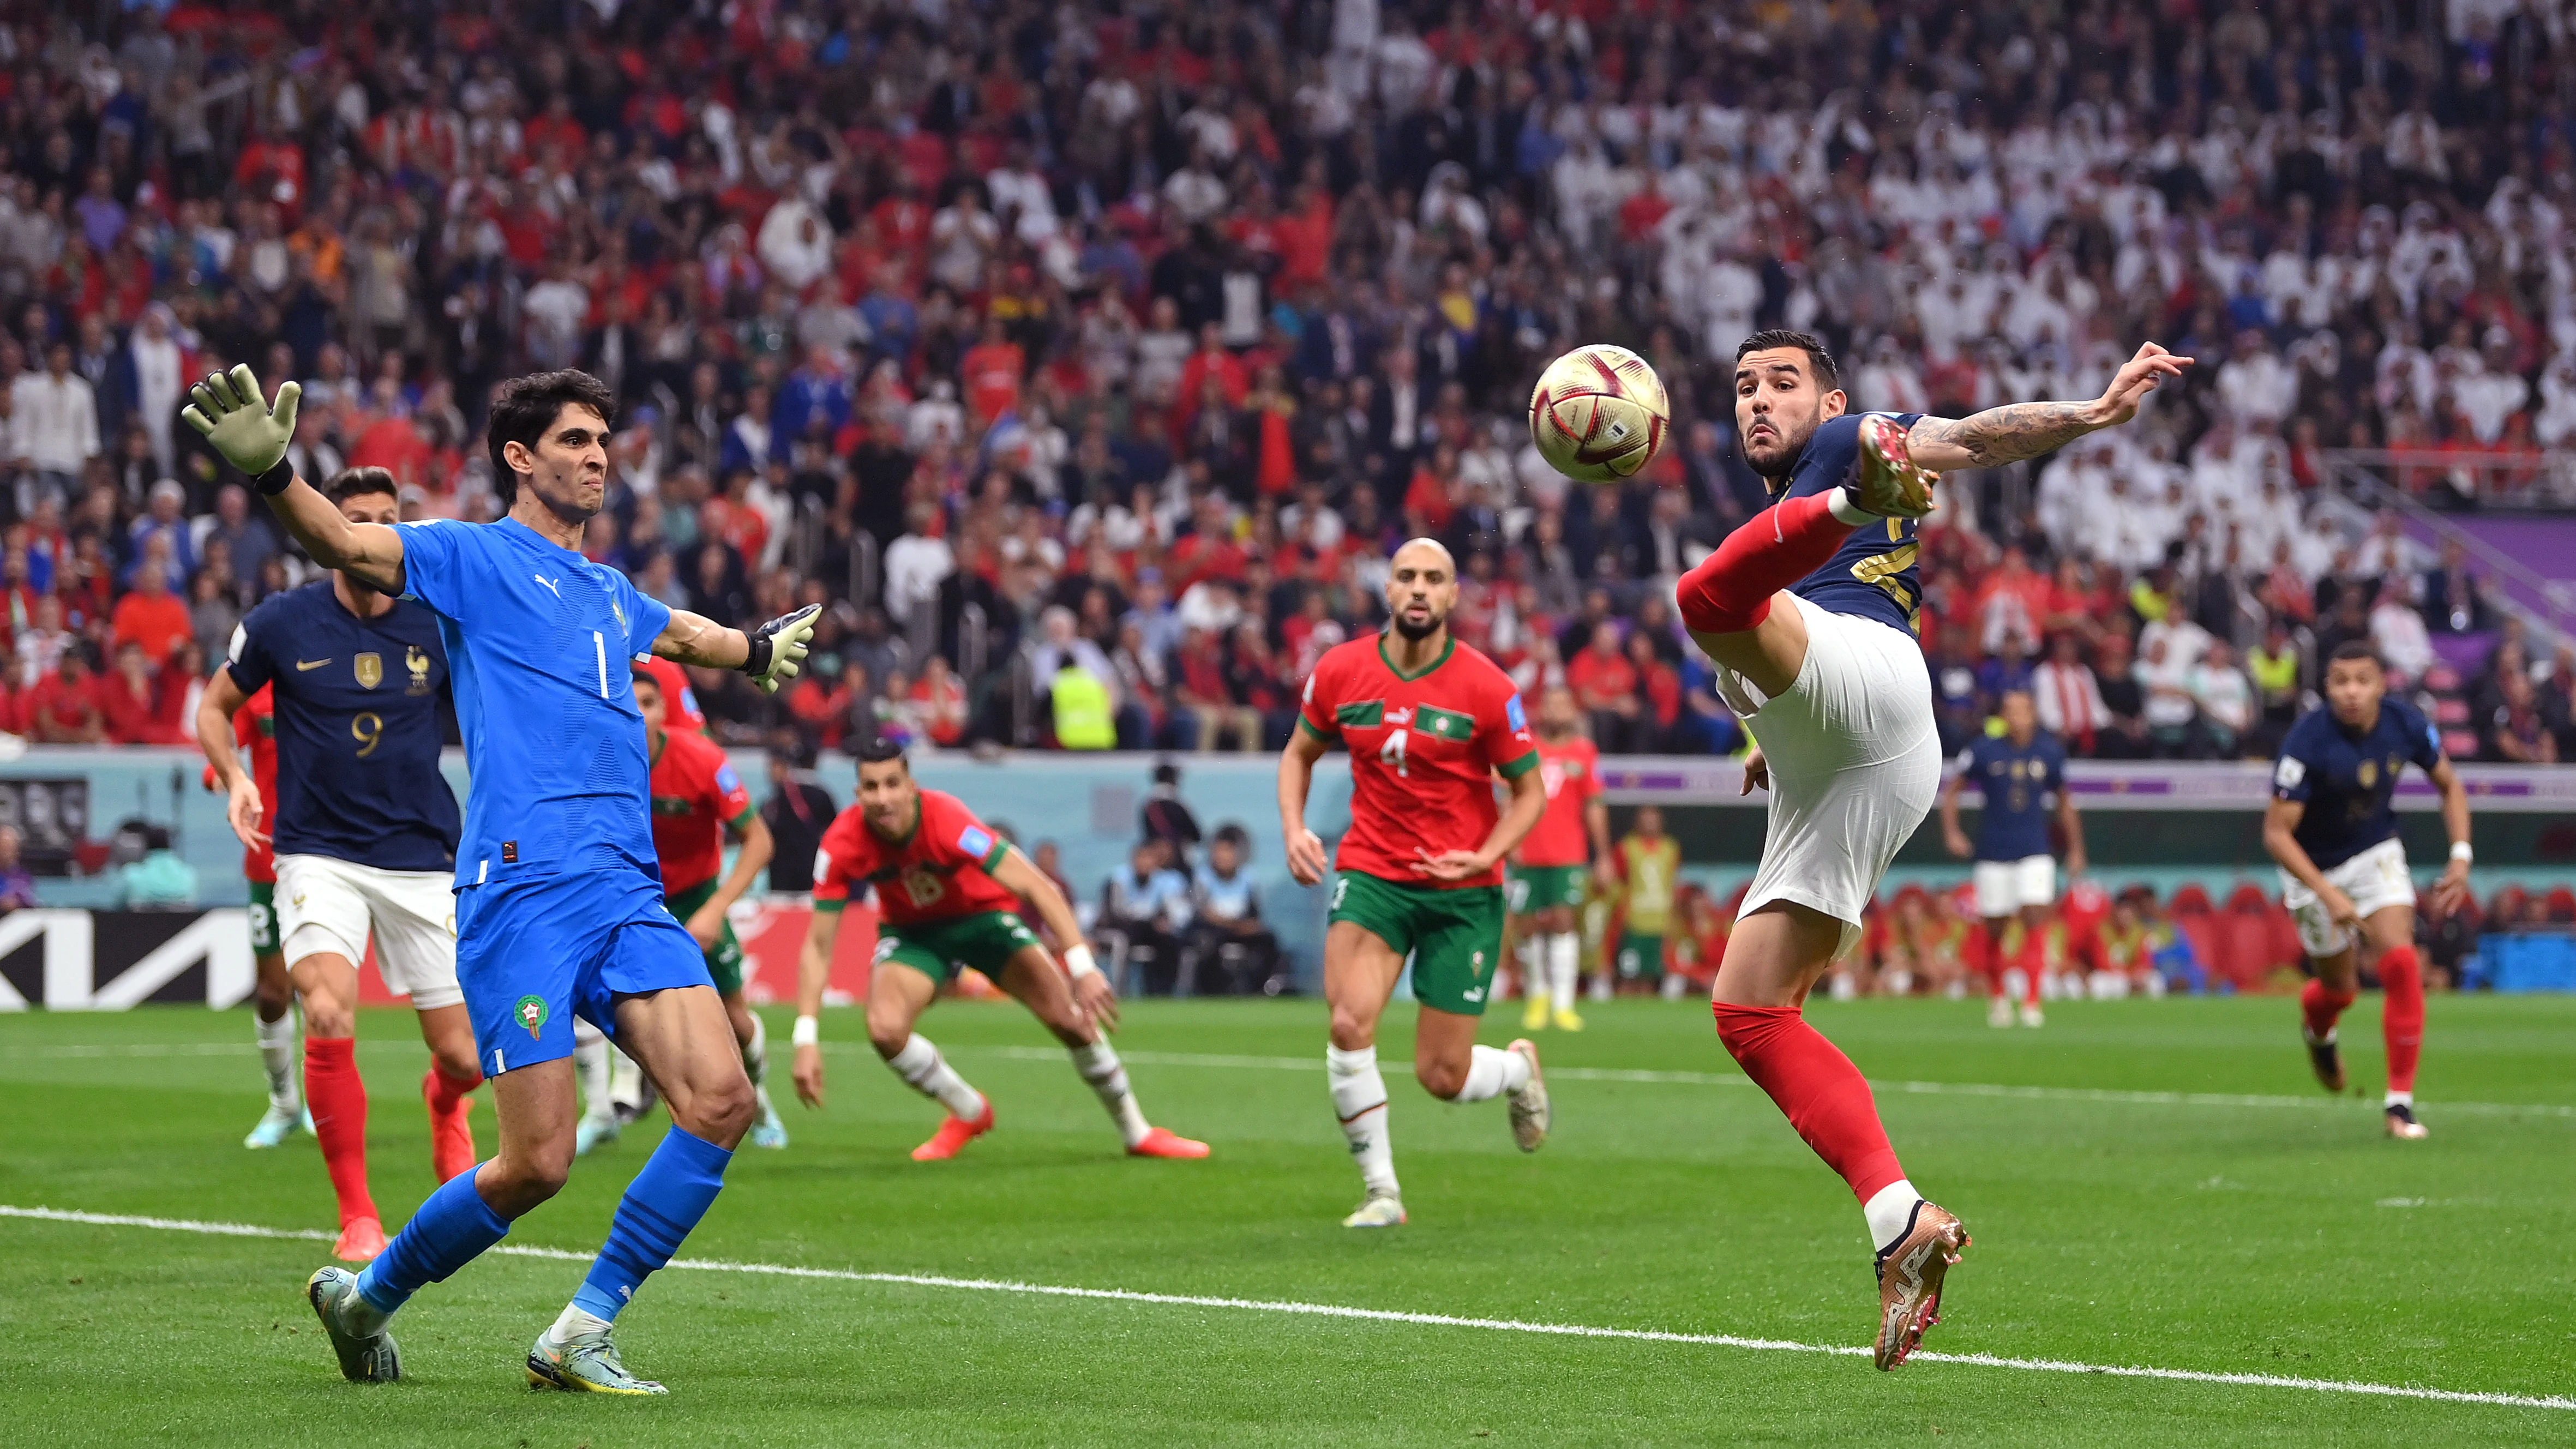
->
[1378,727,1409,778]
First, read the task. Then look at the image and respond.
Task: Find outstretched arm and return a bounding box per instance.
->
[182,366,407,593]
[1905,343,2194,471]
[654,603,819,694]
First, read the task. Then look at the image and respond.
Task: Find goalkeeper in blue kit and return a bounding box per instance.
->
[186,365,817,1395]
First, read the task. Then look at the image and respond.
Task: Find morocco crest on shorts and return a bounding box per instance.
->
[515,994,548,1039]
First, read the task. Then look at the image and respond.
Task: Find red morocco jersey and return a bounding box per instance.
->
[646,727,754,895]
[1299,634,1538,889]
[813,789,1021,924]
[237,687,279,883]
[1517,735,1602,868]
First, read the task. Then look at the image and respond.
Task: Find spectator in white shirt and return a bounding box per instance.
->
[2370,585,2436,682]
[2032,632,2111,748]
[11,341,99,492]
[2187,641,2257,757]
[882,501,956,625]
[2215,331,2298,425]
[2136,633,2200,756]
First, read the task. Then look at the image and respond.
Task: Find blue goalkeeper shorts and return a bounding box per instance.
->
[457,867,712,1078]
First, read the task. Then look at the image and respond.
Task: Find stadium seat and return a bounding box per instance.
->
[2547,888,2576,923]
[2433,698,2471,726]
[2223,883,2271,915]
[2442,729,2483,758]
[2168,885,2214,917]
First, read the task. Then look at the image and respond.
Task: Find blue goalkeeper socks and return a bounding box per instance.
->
[356,1168,511,1316]
[570,1126,732,1322]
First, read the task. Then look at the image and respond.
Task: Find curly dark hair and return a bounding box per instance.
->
[485,369,616,507]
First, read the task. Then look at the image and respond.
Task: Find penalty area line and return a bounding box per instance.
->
[4,1204,2570,1414]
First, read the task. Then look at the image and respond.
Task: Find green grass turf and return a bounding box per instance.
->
[3,995,2573,1446]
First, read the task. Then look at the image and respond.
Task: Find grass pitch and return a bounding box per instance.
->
[3,994,2572,1446]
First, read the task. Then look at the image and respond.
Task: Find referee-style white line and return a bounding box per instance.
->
[25,1039,2576,1119]
[965,1044,2576,1120]
[4,1203,2569,1415]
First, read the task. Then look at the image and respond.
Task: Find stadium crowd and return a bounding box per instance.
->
[0,0,2573,765]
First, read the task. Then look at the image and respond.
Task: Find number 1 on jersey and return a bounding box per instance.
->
[593,630,609,698]
[1379,727,1408,777]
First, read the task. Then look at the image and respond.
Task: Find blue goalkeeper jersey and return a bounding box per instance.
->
[1776,411,1926,635]
[394,517,672,890]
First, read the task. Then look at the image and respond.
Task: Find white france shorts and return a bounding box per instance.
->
[273,853,464,1010]
[1972,855,2058,918]
[2279,837,2416,959]
[1718,594,1943,961]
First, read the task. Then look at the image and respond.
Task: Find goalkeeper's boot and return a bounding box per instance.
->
[1853,413,1939,518]
[2303,1027,2346,1093]
[308,1266,400,1383]
[2383,1103,2429,1140]
[1505,1038,1550,1152]
[244,1101,307,1150]
[527,1322,667,1396]
[1341,1191,1407,1229]
[911,1102,995,1161]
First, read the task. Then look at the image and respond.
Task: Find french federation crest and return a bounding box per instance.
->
[515,994,548,1039]
[406,646,431,694]
[355,652,383,689]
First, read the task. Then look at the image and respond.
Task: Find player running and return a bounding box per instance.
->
[573,668,788,1156]
[1676,328,2187,1367]
[195,466,476,1262]
[2263,641,2472,1139]
[210,682,309,1149]
[1513,686,1611,1032]
[1939,688,2086,1029]
[1280,538,1552,1229]
[787,738,1208,1161]
[188,365,816,1394]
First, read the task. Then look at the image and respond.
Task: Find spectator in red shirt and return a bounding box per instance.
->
[959,312,1026,427]
[27,648,106,744]
[1167,496,1248,592]
[1628,631,1682,747]
[1174,626,1259,751]
[1566,619,1643,753]
[110,561,193,666]
[97,640,166,744]
[909,655,969,747]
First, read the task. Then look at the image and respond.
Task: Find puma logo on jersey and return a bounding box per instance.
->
[295,658,332,671]
[532,574,562,598]
[1386,707,1414,725]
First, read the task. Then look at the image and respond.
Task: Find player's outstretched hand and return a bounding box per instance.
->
[224,775,269,851]
[791,1042,826,1108]
[743,604,820,695]
[1410,847,1487,882]
[1740,746,1769,795]
[1284,826,1329,886]
[682,906,725,952]
[1072,969,1122,1033]
[180,365,301,478]
[2088,342,2194,429]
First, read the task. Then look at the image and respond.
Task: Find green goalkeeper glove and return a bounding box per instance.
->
[742,604,820,695]
[180,365,303,494]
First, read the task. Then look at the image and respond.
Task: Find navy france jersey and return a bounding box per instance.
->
[1959,729,2065,862]
[394,517,672,891]
[225,582,461,872]
[2271,696,2443,869]
[1776,411,1927,635]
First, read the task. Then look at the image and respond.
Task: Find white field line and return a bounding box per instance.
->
[962,1044,2576,1120]
[2,1203,2568,1414]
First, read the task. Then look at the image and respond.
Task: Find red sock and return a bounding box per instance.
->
[1677,491,1854,636]
[423,1063,484,1185]
[304,1037,377,1225]
[2017,928,2046,1007]
[2299,978,2356,1039]
[2379,946,2423,1094]
[1980,925,2005,1002]
[1714,1002,1906,1204]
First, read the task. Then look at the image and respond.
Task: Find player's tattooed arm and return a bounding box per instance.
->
[653,608,752,670]
[1905,342,2193,471]
[656,604,819,693]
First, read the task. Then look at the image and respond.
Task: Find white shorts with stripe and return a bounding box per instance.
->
[274,852,464,1009]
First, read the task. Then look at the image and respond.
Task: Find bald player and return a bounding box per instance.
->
[1280,539,1552,1228]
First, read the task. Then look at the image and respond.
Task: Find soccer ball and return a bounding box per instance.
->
[1528,344,1671,482]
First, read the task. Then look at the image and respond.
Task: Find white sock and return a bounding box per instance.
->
[1865,1179,1924,1255]
[1547,933,1578,1012]
[1445,1043,1532,1103]
[886,1033,988,1121]
[1326,1044,1398,1197]
[573,1020,613,1122]
[607,1042,649,1116]
[1070,1040,1153,1148]
[1515,937,1540,999]
[257,1006,299,1109]
[2385,1090,2413,1108]
[742,1013,769,1085]
[547,1303,614,1345]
